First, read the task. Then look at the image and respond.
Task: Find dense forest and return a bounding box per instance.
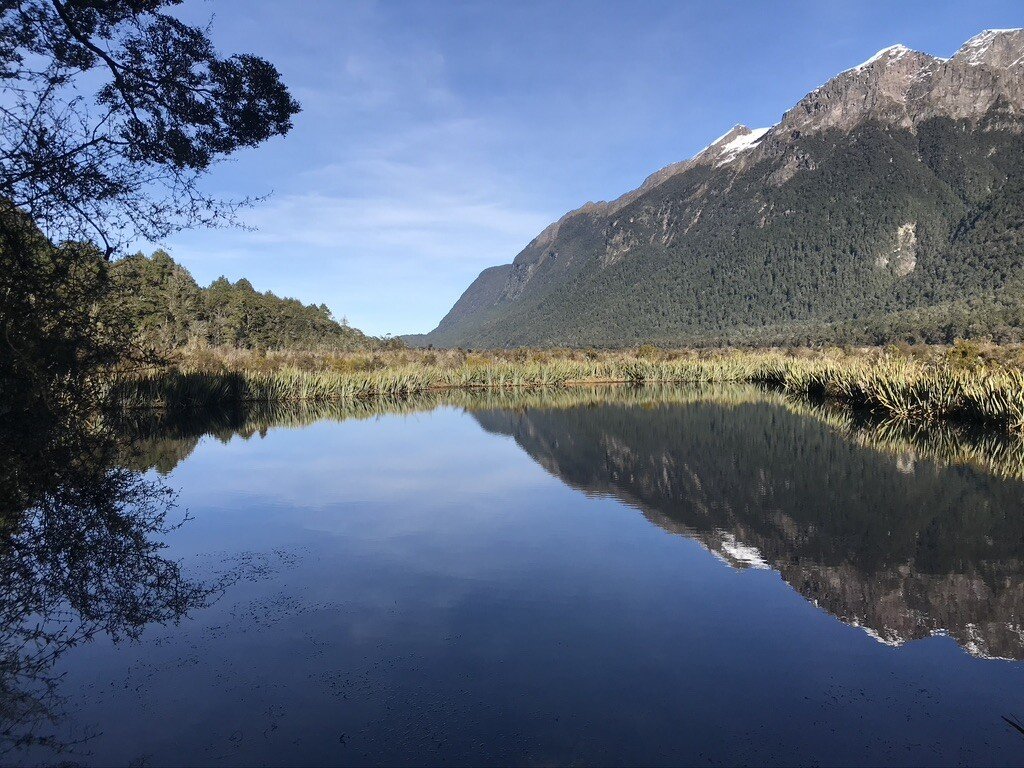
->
[419,29,1024,349]
[111,250,382,351]
[418,119,1024,349]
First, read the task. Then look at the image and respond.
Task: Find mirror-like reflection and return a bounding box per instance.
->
[0,396,213,757]
[4,383,1024,764]
[113,383,1024,480]
[469,392,1024,661]
[111,384,1024,660]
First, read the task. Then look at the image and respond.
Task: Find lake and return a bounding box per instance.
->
[7,385,1024,766]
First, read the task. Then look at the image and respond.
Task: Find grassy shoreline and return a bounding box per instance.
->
[107,344,1024,434]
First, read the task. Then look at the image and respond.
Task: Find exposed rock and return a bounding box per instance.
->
[876,222,917,276]
[421,29,1024,348]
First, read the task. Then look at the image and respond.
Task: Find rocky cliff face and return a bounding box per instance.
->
[777,32,1024,139]
[417,29,1024,348]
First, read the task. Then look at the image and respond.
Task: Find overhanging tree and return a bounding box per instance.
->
[0,0,300,254]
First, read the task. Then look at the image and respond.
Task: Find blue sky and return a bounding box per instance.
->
[161,0,1023,336]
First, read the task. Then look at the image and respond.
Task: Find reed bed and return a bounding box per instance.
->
[108,345,1024,434]
[749,356,1024,432]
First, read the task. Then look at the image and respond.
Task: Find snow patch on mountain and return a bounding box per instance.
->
[956,28,1023,65]
[716,127,770,166]
[694,125,746,158]
[849,43,911,72]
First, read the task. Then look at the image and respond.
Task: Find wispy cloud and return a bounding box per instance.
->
[244,191,547,259]
[170,109,550,334]
[166,5,552,335]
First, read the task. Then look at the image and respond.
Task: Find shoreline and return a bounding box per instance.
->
[107,346,1024,434]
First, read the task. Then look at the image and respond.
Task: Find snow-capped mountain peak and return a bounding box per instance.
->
[955,28,1024,66]
[849,43,912,72]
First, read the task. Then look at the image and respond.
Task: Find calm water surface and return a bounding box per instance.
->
[10,388,1024,765]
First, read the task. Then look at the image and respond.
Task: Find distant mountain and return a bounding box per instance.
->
[111,250,378,351]
[418,29,1024,348]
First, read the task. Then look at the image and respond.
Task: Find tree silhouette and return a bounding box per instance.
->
[0,0,300,254]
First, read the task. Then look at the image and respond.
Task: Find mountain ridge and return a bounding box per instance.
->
[415,29,1024,348]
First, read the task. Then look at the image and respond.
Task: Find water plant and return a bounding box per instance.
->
[106,346,1024,435]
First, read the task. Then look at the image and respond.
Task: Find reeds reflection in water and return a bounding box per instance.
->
[112,383,1024,483]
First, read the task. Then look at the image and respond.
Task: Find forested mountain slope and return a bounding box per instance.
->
[418,30,1024,348]
[112,250,376,351]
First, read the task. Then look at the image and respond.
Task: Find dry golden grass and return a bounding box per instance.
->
[110,342,1024,433]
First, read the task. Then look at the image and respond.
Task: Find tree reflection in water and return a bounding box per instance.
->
[0,398,213,757]
[109,386,1024,663]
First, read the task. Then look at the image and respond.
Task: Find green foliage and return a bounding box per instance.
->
[425,119,1024,348]
[112,347,1024,434]
[0,208,133,429]
[110,250,382,352]
[0,1,299,248]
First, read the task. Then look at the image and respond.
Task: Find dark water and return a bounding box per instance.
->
[7,387,1024,765]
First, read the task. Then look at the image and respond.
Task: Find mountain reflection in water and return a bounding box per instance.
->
[470,392,1024,661]
[120,384,1024,661]
[5,383,1024,762]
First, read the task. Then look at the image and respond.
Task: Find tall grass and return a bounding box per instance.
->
[750,356,1024,431]
[108,345,1024,434]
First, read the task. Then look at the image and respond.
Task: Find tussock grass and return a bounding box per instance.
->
[108,344,1024,434]
[749,356,1024,431]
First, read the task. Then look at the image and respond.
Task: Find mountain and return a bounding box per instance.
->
[111,386,1024,660]
[111,250,379,351]
[418,29,1024,348]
